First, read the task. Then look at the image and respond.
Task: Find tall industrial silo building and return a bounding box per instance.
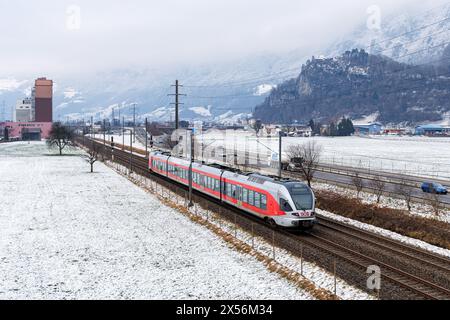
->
[34,78,53,122]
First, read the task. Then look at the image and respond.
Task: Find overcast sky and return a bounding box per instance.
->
[0,0,446,77]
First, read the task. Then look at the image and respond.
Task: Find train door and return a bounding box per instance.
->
[236,186,243,207]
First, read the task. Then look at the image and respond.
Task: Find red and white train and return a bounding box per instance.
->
[149,151,316,229]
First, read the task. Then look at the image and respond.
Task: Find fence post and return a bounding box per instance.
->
[251,223,254,249]
[333,260,337,297]
[272,231,276,260]
[300,244,304,276]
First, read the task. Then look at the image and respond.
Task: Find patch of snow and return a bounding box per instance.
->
[352,112,380,125]
[213,112,251,125]
[348,66,368,76]
[254,84,276,96]
[189,106,212,118]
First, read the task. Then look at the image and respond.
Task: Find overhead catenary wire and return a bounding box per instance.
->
[183,38,450,102]
[183,11,450,89]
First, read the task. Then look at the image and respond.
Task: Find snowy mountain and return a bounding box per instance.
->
[327,3,450,66]
[1,3,449,124]
[254,49,450,124]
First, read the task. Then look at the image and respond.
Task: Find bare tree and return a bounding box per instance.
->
[352,173,364,199]
[46,122,74,155]
[84,142,100,173]
[427,193,441,216]
[396,180,414,212]
[369,176,385,204]
[286,141,322,187]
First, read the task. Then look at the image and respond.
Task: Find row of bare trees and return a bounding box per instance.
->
[352,174,442,215]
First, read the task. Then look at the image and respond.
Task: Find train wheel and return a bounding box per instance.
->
[265,218,277,229]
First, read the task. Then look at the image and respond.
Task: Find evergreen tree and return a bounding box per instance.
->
[309,119,315,132]
[329,121,338,137]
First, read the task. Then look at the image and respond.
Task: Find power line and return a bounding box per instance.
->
[183,12,450,89]
[184,37,450,102]
[367,15,450,51]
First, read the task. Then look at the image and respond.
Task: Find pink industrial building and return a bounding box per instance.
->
[0,122,52,141]
[0,77,54,141]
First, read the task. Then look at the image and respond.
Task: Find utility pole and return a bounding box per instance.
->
[118,104,121,128]
[188,129,194,207]
[112,107,115,129]
[91,116,94,140]
[278,131,283,179]
[1,100,5,122]
[169,80,186,130]
[103,119,106,148]
[130,130,133,173]
[132,103,136,143]
[122,116,125,151]
[145,117,148,156]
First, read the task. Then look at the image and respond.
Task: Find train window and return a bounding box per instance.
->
[237,186,242,201]
[214,179,219,191]
[280,198,293,212]
[261,194,267,210]
[243,188,248,203]
[231,185,237,199]
[248,190,254,206]
[226,184,232,197]
[255,192,261,208]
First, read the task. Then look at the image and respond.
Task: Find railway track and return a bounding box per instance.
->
[316,216,450,274]
[78,138,450,300]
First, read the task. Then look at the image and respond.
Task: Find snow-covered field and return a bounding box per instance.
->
[0,142,314,300]
[198,131,450,180]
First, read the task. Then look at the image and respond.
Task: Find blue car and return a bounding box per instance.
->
[421,182,448,195]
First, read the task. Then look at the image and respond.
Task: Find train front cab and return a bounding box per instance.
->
[274,182,316,230]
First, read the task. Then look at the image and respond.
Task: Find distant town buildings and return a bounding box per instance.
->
[0,77,53,141]
[14,98,33,122]
[353,122,383,135]
[415,124,450,136]
[34,78,53,122]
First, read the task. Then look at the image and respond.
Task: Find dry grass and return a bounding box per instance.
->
[316,190,450,250]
